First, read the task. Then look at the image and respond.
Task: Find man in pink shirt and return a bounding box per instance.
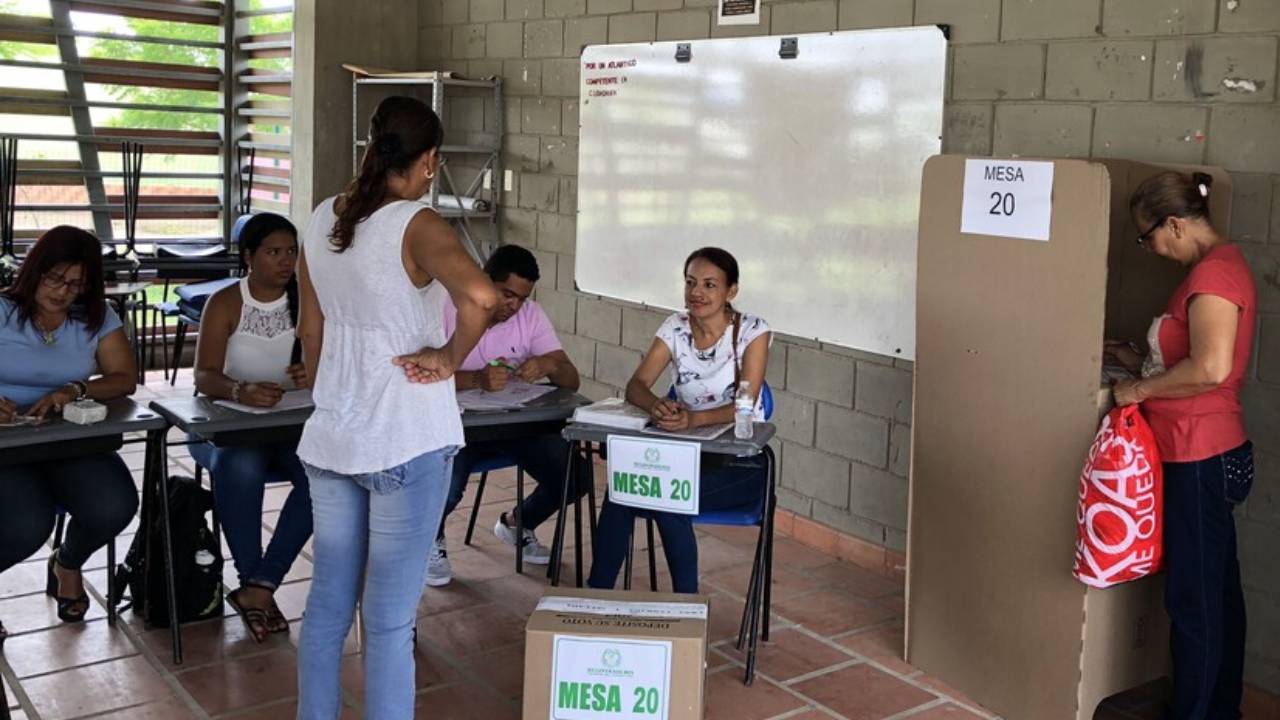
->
[427,245,587,586]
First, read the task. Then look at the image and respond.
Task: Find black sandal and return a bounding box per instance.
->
[46,555,90,623]
[226,588,272,643]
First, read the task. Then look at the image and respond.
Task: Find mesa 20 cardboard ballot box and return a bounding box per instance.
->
[522,588,710,720]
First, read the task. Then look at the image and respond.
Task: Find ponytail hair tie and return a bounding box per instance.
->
[1192,172,1212,198]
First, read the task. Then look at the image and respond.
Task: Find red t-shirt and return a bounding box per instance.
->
[1140,244,1256,462]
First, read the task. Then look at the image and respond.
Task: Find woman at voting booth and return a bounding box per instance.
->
[190,212,313,643]
[1107,172,1257,720]
[0,227,139,628]
[588,247,770,594]
[293,95,497,719]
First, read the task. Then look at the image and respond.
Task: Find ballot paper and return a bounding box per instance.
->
[214,389,314,415]
[641,423,732,442]
[456,381,557,411]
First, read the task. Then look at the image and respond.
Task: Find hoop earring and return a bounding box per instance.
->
[426,171,436,181]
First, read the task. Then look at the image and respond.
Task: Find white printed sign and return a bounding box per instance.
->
[551,636,673,720]
[606,436,701,515]
[537,596,709,620]
[960,159,1055,242]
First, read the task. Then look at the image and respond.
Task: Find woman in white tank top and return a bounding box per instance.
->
[191,213,312,643]
[294,96,497,720]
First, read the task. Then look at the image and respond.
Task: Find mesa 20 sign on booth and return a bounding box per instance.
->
[606,436,701,515]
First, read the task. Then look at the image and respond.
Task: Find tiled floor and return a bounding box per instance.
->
[3,370,1279,719]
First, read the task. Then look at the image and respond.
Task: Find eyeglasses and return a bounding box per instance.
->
[1135,216,1169,247]
[41,272,86,294]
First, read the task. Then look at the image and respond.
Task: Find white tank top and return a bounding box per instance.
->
[223,278,294,387]
[297,197,463,475]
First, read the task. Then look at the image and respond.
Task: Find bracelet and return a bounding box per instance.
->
[230,381,244,402]
[70,380,88,400]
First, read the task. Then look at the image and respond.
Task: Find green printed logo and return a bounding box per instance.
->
[602,648,622,669]
[644,447,660,464]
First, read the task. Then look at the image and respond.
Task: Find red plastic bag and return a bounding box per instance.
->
[1073,405,1163,588]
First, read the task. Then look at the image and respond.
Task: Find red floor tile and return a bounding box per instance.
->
[87,697,200,720]
[418,602,527,660]
[413,682,520,720]
[419,577,493,616]
[716,627,854,682]
[773,590,899,637]
[704,561,820,603]
[803,560,903,599]
[0,590,107,636]
[909,703,988,719]
[176,648,298,716]
[791,664,936,720]
[21,655,173,720]
[703,670,807,720]
[0,562,49,601]
[835,623,913,675]
[458,642,527,700]
[220,699,362,719]
[2,619,137,678]
[140,615,291,670]
[770,537,840,571]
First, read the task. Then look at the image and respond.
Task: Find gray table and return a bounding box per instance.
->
[561,421,777,457]
[0,397,165,452]
[150,386,590,443]
[555,419,779,685]
[149,386,592,577]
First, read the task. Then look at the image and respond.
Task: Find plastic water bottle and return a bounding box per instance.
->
[734,380,754,440]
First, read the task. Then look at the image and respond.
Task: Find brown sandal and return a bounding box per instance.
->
[226,588,272,643]
[264,597,289,634]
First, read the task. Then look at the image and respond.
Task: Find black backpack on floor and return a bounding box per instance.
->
[113,475,224,627]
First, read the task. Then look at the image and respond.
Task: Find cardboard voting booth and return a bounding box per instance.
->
[523,588,710,720]
[908,156,1233,720]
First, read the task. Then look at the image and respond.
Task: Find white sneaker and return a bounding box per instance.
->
[494,514,552,565]
[425,537,452,587]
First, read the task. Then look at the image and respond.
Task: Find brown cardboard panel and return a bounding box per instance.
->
[1078,577,1170,717]
[908,156,1232,720]
[523,588,710,720]
[908,156,1113,720]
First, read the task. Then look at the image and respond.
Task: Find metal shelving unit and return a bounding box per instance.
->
[350,69,503,261]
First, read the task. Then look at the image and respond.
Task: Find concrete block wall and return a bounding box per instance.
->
[415,0,1280,692]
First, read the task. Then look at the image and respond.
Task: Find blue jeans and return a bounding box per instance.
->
[297,446,457,720]
[1163,441,1253,720]
[588,454,766,594]
[189,439,312,589]
[439,434,592,539]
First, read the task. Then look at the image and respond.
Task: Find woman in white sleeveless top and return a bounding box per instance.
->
[294,96,497,720]
[191,212,312,643]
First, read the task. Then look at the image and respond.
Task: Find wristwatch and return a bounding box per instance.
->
[231,381,244,402]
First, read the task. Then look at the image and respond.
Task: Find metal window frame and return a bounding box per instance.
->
[1,0,295,257]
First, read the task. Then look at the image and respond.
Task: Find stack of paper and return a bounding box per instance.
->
[214,389,314,415]
[457,381,557,411]
[570,397,650,430]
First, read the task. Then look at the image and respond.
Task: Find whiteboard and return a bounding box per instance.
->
[575,28,947,359]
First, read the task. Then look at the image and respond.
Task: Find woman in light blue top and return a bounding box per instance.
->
[0,226,139,634]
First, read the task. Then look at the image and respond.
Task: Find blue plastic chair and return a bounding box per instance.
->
[628,381,777,685]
